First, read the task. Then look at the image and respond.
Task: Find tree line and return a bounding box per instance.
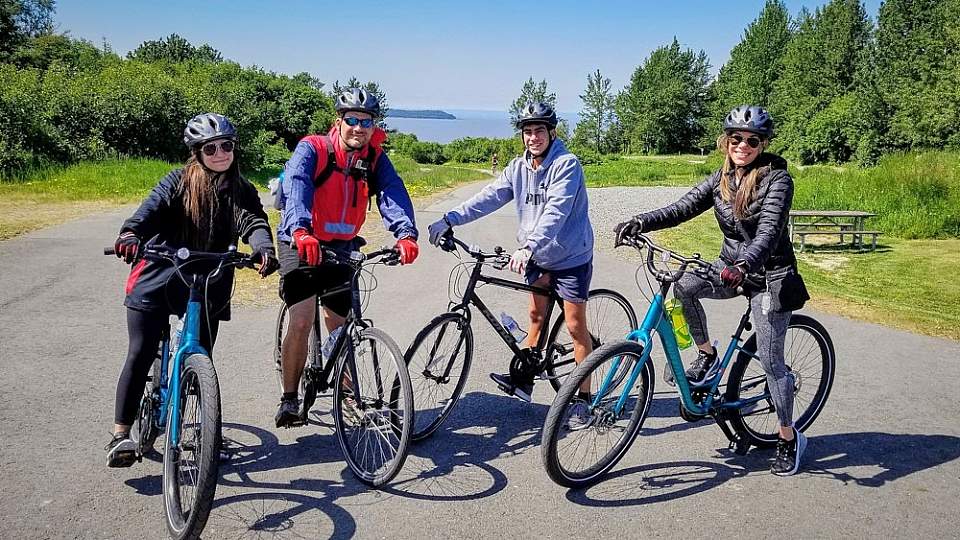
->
[568,0,960,165]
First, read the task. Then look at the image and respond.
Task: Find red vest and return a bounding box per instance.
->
[302,128,386,242]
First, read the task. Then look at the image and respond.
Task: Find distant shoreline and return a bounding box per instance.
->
[387,109,457,120]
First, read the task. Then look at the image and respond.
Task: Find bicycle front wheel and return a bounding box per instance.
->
[163,354,221,540]
[541,340,653,488]
[403,312,473,441]
[725,314,836,448]
[334,327,413,487]
[544,288,638,391]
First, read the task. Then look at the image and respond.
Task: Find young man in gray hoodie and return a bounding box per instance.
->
[427,102,595,406]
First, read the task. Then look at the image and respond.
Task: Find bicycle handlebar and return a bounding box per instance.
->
[104,244,255,268]
[320,246,400,268]
[438,232,513,269]
[617,234,765,291]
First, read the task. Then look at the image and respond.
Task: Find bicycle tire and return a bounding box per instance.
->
[272,301,287,394]
[163,354,221,540]
[541,339,653,488]
[402,312,474,441]
[544,288,638,391]
[725,314,836,448]
[333,327,413,487]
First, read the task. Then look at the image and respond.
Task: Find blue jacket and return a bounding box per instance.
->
[444,138,593,270]
[277,136,418,243]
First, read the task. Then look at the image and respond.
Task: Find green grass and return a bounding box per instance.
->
[792,151,960,239]
[655,214,960,340]
[583,153,718,188]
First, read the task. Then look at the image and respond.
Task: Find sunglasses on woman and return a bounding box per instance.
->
[200,140,235,156]
[728,134,763,149]
[343,117,375,128]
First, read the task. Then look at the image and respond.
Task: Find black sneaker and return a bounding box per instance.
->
[771,428,807,476]
[274,398,301,428]
[105,432,137,468]
[489,372,534,403]
[685,349,719,386]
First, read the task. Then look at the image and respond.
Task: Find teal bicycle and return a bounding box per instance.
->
[541,234,835,488]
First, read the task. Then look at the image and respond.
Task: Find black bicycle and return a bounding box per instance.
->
[271,247,413,487]
[403,232,638,441]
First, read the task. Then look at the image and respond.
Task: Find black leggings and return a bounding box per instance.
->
[114,308,219,426]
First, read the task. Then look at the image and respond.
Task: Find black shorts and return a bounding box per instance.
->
[278,241,354,317]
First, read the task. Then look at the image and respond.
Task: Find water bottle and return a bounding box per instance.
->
[322,325,343,360]
[170,317,184,355]
[499,312,528,344]
[664,298,693,350]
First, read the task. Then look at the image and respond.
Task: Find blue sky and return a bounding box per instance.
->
[55,0,882,112]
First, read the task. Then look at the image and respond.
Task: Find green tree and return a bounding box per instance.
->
[575,69,615,153]
[769,0,871,163]
[616,38,711,154]
[710,0,791,142]
[333,77,389,128]
[1,0,55,59]
[509,77,557,129]
[128,33,222,63]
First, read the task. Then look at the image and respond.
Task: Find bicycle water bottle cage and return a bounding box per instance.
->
[509,348,541,384]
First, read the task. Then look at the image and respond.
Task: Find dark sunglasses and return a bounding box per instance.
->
[728,134,763,149]
[200,140,235,156]
[343,117,375,128]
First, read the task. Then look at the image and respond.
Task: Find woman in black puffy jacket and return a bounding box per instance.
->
[615,105,809,476]
[105,113,278,467]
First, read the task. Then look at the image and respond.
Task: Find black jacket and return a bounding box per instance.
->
[637,153,796,273]
[120,169,274,320]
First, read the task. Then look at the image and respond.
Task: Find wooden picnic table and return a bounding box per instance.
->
[788,210,880,251]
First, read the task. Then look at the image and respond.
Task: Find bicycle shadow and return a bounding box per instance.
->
[381,391,549,502]
[796,432,960,487]
[207,422,365,539]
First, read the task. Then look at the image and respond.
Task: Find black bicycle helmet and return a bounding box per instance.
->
[335,88,381,117]
[183,113,237,148]
[515,102,558,129]
[723,105,774,138]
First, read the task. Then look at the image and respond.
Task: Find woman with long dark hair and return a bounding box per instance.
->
[106,113,278,467]
[615,105,810,475]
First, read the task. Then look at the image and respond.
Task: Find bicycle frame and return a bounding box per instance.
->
[594,262,770,420]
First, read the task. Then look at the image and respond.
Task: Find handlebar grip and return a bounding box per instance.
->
[104,247,116,256]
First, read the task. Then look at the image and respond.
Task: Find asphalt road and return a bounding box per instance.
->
[1,182,958,539]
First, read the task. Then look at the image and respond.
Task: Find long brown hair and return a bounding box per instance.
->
[178,153,239,248]
[716,133,771,219]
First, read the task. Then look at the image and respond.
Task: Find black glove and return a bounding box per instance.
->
[720,264,745,288]
[253,247,279,277]
[114,232,140,264]
[614,217,643,246]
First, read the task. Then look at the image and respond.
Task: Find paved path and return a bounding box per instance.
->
[1,183,958,539]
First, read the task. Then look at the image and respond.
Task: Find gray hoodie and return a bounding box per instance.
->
[444,138,593,270]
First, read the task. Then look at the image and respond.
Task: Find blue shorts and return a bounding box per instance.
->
[525,260,593,303]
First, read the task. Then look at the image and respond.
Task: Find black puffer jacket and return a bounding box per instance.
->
[120,169,274,320]
[636,153,796,273]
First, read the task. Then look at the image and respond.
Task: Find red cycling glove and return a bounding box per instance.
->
[396,237,419,265]
[292,228,321,266]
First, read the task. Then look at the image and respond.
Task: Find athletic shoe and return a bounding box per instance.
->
[274,398,301,428]
[489,372,533,403]
[565,400,593,431]
[105,432,137,468]
[685,349,719,385]
[771,427,807,476]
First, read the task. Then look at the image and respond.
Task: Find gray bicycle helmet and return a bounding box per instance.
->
[335,88,381,117]
[723,105,774,138]
[515,101,558,129]
[183,113,237,148]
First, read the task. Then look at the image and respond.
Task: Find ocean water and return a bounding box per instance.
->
[385,108,579,143]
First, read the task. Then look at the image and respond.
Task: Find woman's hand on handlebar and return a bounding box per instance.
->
[114,232,140,264]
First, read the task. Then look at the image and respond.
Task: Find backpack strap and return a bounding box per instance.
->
[302,135,338,187]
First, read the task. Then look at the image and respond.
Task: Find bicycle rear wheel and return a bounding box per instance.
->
[333,327,413,487]
[541,340,653,488]
[163,354,221,540]
[725,314,836,448]
[403,312,473,441]
[544,288,638,391]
